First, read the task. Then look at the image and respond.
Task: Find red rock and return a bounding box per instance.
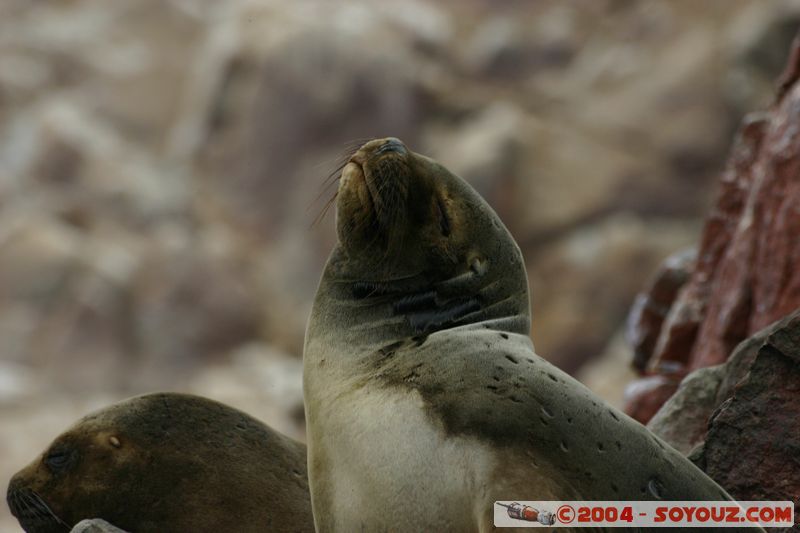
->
[649,113,766,375]
[626,248,695,373]
[621,374,680,424]
[625,33,800,421]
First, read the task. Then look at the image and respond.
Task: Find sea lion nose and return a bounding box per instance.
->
[375,137,407,155]
[6,476,23,515]
[6,474,22,495]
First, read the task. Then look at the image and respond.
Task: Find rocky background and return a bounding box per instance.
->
[2,0,800,530]
[625,33,800,527]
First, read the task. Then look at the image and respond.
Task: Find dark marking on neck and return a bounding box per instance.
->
[393,290,438,313]
[350,265,489,335]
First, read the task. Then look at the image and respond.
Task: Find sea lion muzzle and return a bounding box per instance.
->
[6,482,68,533]
[374,137,407,156]
[337,137,413,261]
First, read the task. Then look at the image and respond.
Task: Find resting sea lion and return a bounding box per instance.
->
[6,393,313,533]
[303,137,762,532]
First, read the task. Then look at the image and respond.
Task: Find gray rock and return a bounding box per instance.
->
[647,364,725,454]
[647,310,800,454]
[70,519,129,533]
[697,310,800,523]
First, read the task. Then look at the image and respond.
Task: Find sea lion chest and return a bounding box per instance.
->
[304,328,509,532]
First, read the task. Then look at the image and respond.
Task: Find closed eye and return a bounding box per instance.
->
[45,449,70,471]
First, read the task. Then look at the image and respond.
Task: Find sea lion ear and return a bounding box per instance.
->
[470,256,488,275]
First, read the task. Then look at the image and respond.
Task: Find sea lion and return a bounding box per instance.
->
[303,137,763,532]
[6,393,313,533]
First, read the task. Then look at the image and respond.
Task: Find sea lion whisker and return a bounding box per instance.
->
[23,492,47,517]
[20,492,50,521]
[320,157,349,188]
[316,140,365,188]
[309,168,343,209]
[309,141,361,216]
[307,160,348,223]
[342,137,372,149]
[311,191,338,229]
[30,491,69,527]
[13,491,34,516]
[312,151,347,175]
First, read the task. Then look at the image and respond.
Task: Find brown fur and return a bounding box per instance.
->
[6,393,312,533]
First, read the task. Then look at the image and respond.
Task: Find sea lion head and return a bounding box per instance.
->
[6,393,312,533]
[6,401,148,533]
[324,137,530,337]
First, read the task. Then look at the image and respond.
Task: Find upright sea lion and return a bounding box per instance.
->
[303,138,762,532]
[6,393,313,533]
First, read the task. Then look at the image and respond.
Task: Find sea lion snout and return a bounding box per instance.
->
[374,137,407,156]
[336,138,415,259]
[6,473,67,533]
[5,475,23,517]
[349,137,407,160]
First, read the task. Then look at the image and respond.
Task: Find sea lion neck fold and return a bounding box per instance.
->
[317,137,531,346]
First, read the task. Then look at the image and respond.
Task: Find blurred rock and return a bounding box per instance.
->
[462,7,576,81]
[0,216,83,302]
[626,247,696,373]
[132,242,262,384]
[188,342,305,439]
[202,4,443,236]
[575,331,637,409]
[424,100,524,219]
[529,215,697,371]
[625,31,800,421]
[0,217,137,390]
[0,361,40,405]
[651,112,768,374]
[725,4,800,114]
